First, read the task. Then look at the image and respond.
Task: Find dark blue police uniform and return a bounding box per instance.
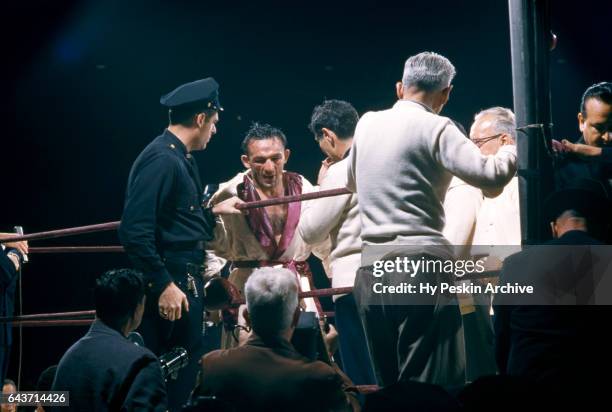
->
[119,77,222,411]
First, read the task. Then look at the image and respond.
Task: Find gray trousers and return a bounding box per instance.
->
[353,254,466,388]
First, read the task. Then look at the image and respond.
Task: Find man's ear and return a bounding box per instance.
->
[550,221,558,239]
[578,112,586,132]
[396,81,404,99]
[500,133,515,145]
[441,85,453,105]
[322,127,336,147]
[244,308,252,329]
[195,113,206,128]
[241,154,251,169]
[284,148,291,163]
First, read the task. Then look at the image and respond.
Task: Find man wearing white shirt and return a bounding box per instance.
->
[443,107,520,382]
[299,99,376,386]
[346,52,517,387]
[444,107,520,249]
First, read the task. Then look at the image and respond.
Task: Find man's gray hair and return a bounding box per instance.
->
[402,52,456,92]
[245,267,299,337]
[474,106,517,140]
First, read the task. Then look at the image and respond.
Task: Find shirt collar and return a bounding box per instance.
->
[246,333,302,358]
[342,147,351,160]
[89,319,127,339]
[393,99,435,113]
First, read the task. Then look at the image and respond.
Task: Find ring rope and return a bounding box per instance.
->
[29,246,125,254]
[0,188,352,243]
[0,287,353,324]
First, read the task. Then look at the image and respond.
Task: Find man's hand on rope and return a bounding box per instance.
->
[323,324,339,357]
[561,139,603,157]
[158,283,190,321]
[0,233,28,255]
[212,196,244,215]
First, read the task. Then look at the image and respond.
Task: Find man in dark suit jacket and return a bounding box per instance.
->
[0,234,27,383]
[51,269,167,411]
[494,178,611,402]
[192,267,359,412]
[555,82,612,198]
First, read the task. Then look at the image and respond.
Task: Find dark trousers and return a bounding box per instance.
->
[463,296,497,382]
[139,250,205,412]
[334,294,376,385]
[0,345,9,384]
[353,255,465,388]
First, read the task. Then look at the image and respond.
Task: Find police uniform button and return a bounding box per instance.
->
[186,153,192,159]
[190,205,195,211]
[148,282,153,288]
[169,144,176,149]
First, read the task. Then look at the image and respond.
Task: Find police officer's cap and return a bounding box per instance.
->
[160,77,223,111]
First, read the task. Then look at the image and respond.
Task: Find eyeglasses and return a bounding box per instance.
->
[472,133,503,147]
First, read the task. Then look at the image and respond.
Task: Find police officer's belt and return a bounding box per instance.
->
[164,261,206,278]
[162,240,207,251]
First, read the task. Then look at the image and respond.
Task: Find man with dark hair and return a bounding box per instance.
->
[299,100,375,387]
[193,268,359,412]
[577,81,612,148]
[207,122,329,349]
[308,100,360,140]
[119,77,242,410]
[51,269,167,411]
[240,122,288,154]
[556,82,612,196]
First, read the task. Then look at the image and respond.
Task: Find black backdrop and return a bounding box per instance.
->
[1,0,610,389]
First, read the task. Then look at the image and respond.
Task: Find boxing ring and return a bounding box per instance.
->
[0,187,501,395]
[0,188,384,394]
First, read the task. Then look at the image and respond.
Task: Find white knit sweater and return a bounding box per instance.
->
[298,158,361,299]
[347,100,517,265]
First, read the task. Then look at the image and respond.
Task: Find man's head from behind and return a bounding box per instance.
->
[470,107,516,156]
[397,51,456,114]
[244,267,299,340]
[94,269,145,336]
[579,82,612,147]
[309,99,359,161]
[241,122,290,190]
[545,178,611,240]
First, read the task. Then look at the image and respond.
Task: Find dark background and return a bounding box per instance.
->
[1,0,610,389]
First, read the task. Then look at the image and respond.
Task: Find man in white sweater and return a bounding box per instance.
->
[299,99,376,386]
[346,52,517,387]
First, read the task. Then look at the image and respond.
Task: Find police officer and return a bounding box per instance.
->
[119,77,241,411]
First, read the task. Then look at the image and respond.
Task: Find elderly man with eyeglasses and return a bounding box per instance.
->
[443,106,519,382]
[444,107,519,250]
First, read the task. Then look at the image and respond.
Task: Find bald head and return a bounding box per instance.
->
[550,210,588,239]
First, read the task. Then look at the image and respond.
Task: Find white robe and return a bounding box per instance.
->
[206,170,330,347]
